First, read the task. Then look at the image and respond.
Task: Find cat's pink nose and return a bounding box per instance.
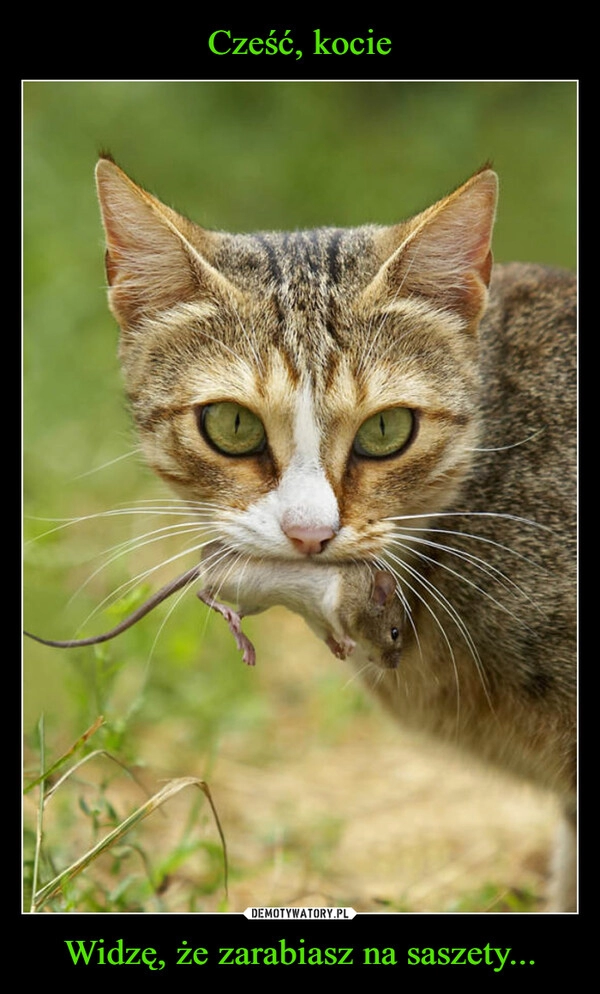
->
[283,524,335,555]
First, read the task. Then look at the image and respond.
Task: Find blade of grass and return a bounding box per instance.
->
[43,748,149,803]
[32,777,228,911]
[24,716,105,793]
[29,714,46,913]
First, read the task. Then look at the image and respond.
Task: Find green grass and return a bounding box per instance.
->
[445,883,540,914]
[24,713,230,913]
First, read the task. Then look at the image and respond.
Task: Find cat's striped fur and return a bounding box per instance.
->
[96,159,576,910]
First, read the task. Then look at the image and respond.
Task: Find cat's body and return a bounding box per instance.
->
[94,159,576,910]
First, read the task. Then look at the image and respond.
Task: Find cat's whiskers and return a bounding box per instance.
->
[26,497,227,640]
[194,546,257,647]
[98,536,243,682]
[142,538,244,661]
[217,548,263,603]
[468,426,547,452]
[25,498,223,545]
[72,446,142,480]
[133,562,207,688]
[64,512,215,602]
[387,521,548,573]
[386,535,537,698]
[383,553,467,731]
[382,546,496,726]
[383,509,550,628]
[70,531,214,637]
[384,509,552,532]
[387,530,544,624]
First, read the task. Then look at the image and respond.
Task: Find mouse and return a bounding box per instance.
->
[24,545,403,671]
[198,542,404,669]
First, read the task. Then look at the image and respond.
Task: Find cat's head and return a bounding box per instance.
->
[95,158,497,565]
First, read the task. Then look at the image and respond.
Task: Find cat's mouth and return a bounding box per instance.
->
[215,507,391,565]
[202,536,383,583]
[210,539,374,569]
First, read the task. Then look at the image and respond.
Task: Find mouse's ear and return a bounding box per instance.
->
[371,570,397,607]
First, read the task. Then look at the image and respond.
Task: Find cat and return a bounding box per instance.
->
[93,156,576,911]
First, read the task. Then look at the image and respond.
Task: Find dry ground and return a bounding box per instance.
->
[25,606,560,914]
[128,609,559,914]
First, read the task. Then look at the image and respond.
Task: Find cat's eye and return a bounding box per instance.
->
[200,402,266,456]
[353,407,415,458]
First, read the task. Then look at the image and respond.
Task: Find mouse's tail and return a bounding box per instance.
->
[24,563,203,648]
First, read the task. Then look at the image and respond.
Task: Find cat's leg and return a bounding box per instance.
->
[548,803,577,912]
[197,589,256,666]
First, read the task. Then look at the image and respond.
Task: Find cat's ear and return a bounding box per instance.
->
[95,158,243,334]
[363,168,498,327]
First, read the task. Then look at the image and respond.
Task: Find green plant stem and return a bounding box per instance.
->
[30,715,46,913]
[32,777,227,911]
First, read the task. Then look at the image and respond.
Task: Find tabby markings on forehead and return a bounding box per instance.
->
[355,361,464,421]
[241,227,374,300]
[153,300,221,330]
[251,234,283,284]
[137,305,264,405]
[378,297,468,335]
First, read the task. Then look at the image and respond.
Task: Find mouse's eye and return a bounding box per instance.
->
[391,627,399,641]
